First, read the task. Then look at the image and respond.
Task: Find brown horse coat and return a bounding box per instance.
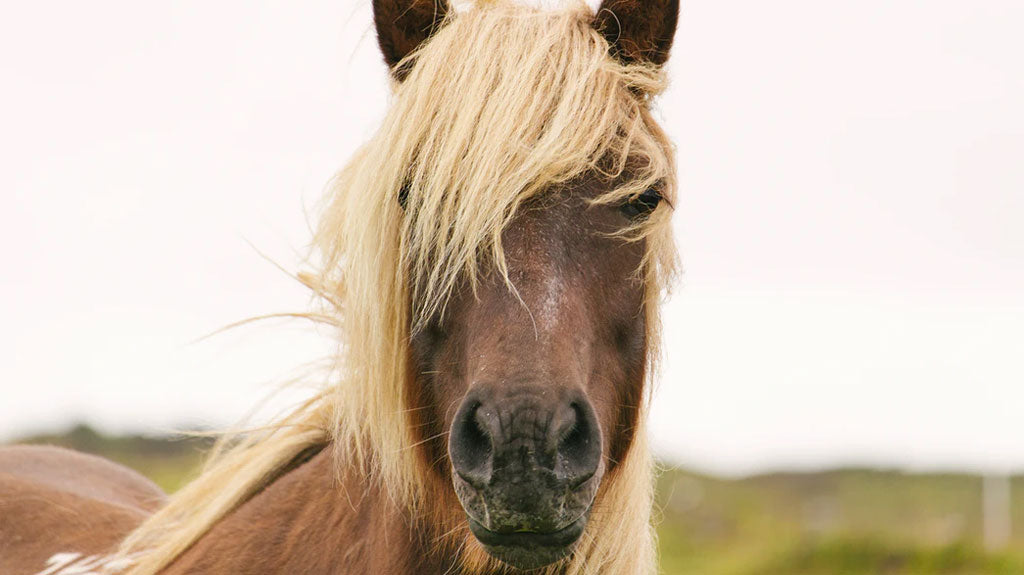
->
[1,445,453,574]
[0,446,165,574]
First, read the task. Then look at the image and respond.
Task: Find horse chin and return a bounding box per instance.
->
[467,512,589,570]
[450,462,603,570]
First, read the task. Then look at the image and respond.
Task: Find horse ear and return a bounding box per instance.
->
[373,0,450,80]
[593,0,679,66]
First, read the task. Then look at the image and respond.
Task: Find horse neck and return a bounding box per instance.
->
[160,447,448,574]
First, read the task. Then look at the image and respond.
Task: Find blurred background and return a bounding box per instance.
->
[2,1,1022,573]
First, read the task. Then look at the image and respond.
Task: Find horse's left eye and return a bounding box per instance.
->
[620,188,662,219]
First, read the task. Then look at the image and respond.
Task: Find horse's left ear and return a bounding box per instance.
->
[373,0,450,81]
[593,0,680,66]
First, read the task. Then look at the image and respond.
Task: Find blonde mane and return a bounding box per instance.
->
[119,2,676,573]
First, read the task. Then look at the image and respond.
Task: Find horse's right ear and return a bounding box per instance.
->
[593,0,680,66]
[373,0,450,81]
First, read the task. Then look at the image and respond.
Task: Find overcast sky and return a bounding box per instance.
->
[1,0,1021,475]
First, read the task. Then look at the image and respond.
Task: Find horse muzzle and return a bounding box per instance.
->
[448,387,604,570]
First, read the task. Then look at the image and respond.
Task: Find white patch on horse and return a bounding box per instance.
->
[35,553,80,575]
[37,552,136,575]
[536,272,566,335]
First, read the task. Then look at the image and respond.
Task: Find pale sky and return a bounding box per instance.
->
[1,0,1021,475]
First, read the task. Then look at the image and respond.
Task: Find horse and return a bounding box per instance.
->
[0,0,680,572]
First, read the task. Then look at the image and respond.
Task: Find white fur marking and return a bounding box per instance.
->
[36,554,80,575]
[37,553,136,575]
[537,272,566,334]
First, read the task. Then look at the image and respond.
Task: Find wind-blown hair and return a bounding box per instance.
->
[118,2,676,573]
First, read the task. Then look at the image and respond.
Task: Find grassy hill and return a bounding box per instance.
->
[654,467,1024,574]
[12,424,1024,574]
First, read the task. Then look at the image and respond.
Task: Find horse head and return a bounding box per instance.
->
[370,0,680,569]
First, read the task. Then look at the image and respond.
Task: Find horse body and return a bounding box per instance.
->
[160,448,442,574]
[0,446,164,574]
[0,446,432,574]
[2,0,681,572]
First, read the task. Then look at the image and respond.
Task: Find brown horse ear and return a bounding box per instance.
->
[373,0,450,80]
[593,0,679,66]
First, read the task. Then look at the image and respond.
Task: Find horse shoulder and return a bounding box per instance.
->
[164,448,438,574]
[0,445,166,575]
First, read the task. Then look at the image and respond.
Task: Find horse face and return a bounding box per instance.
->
[372,0,679,567]
[408,178,651,570]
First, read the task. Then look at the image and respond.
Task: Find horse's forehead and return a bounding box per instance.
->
[486,185,641,327]
[500,197,580,283]
[502,179,623,268]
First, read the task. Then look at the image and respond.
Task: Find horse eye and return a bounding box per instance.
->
[620,188,662,219]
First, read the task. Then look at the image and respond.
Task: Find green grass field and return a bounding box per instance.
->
[14,425,1024,574]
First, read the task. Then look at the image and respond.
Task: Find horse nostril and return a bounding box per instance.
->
[467,406,493,461]
[555,402,602,488]
[558,405,585,458]
[449,400,494,488]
